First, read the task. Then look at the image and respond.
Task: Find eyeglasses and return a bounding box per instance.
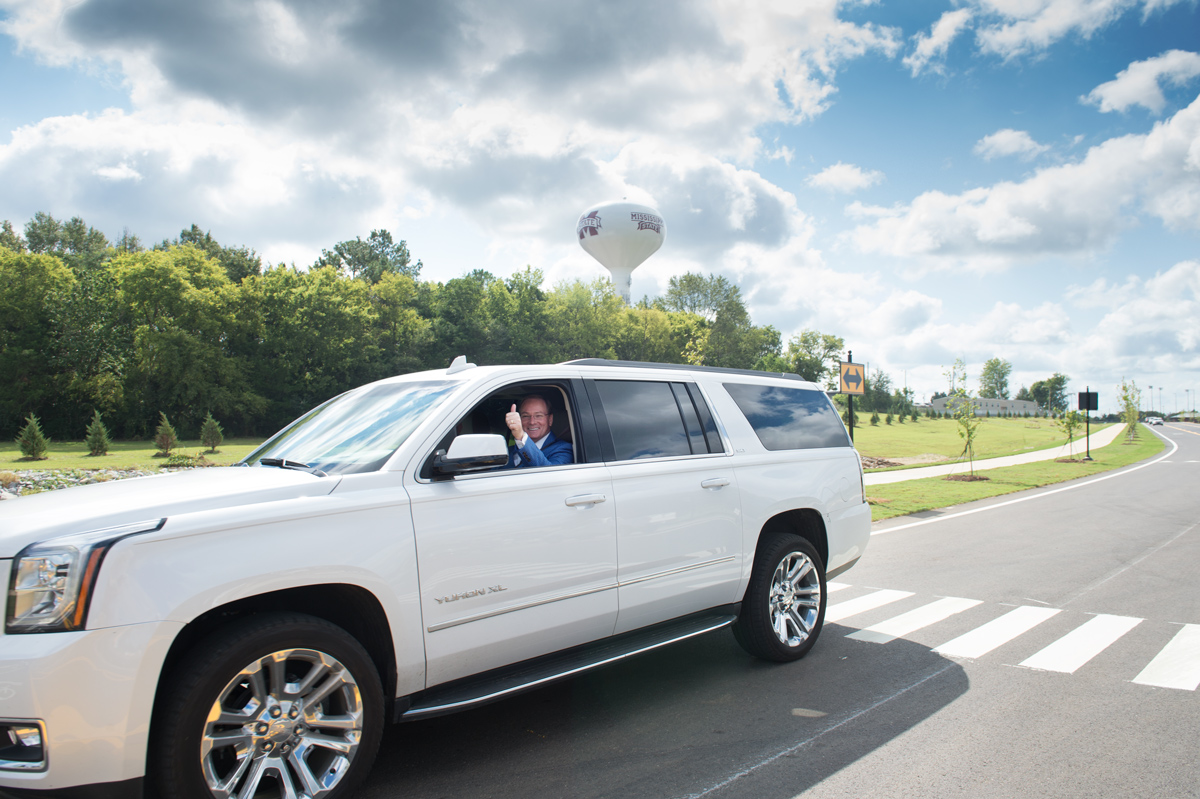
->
[519,413,549,421]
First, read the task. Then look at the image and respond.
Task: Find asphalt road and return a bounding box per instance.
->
[361,424,1198,799]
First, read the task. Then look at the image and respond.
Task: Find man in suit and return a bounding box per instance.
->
[504,394,573,468]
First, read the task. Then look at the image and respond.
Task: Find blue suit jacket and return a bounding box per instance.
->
[506,430,574,468]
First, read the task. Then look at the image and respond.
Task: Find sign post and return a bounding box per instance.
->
[840,353,866,443]
[1078,388,1098,461]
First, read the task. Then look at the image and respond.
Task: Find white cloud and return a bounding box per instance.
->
[904,8,973,76]
[1084,50,1200,114]
[973,128,1051,160]
[806,162,884,193]
[94,162,142,181]
[0,0,901,269]
[850,94,1200,269]
[973,0,1167,59]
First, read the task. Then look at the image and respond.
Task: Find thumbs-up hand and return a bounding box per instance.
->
[505,403,525,441]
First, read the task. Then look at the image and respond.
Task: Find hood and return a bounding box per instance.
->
[0,466,340,557]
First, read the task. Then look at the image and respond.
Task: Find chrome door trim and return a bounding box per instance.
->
[617,555,737,587]
[427,583,618,633]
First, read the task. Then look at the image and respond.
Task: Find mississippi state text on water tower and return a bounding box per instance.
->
[576,200,666,304]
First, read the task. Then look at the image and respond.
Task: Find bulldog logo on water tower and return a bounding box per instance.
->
[576,200,666,303]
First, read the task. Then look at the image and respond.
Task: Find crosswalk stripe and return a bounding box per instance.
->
[847,597,983,644]
[825,589,914,623]
[827,581,852,593]
[932,606,1061,659]
[1132,624,1200,690]
[1018,614,1143,673]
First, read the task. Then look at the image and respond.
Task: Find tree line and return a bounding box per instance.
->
[1,213,852,441]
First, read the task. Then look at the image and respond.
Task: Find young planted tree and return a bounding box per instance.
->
[200,412,224,453]
[1056,410,1083,459]
[1118,378,1142,442]
[154,413,179,456]
[85,410,110,456]
[16,414,50,460]
[946,358,983,477]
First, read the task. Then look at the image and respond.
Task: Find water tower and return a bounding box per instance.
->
[576,200,666,303]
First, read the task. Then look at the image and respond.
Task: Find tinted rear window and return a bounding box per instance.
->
[723,383,850,451]
[594,380,693,460]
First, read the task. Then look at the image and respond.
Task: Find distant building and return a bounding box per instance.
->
[931,396,1043,417]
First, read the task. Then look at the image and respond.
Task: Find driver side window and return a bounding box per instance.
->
[422,382,578,479]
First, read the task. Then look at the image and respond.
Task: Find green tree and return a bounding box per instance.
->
[1118,378,1142,442]
[1056,410,1083,458]
[0,220,25,252]
[200,412,224,452]
[0,249,77,437]
[24,212,108,256]
[168,224,262,282]
[662,273,739,321]
[15,413,50,460]
[979,357,1012,399]
[1031,373,1070,414]
[784,330,844,387]
[154,412,178,456]
[85,410,111,456]
[1014,385,1032,402]
[946,358,983,477]
[317,229,421,283]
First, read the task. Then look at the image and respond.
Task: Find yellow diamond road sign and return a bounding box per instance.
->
[840,362,865,395]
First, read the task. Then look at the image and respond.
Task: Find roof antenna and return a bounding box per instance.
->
[447,355,476,374]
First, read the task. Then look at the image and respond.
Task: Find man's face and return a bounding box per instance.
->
[519,398,552,442]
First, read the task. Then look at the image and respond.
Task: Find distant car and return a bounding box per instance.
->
[1147,417,1164,425]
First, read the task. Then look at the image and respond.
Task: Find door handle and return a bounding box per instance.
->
[565,493,607,507]
[701,478,731,489]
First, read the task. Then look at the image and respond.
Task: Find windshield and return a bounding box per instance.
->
[244,380,459,475]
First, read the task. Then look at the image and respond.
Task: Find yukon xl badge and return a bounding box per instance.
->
[434,585,507,605]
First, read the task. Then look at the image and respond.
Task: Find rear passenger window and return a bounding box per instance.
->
[595,380,722,461]
[723,383,850,450]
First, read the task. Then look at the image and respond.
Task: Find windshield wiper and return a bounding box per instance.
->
[259,458,328,478]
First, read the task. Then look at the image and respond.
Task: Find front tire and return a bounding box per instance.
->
[151,613,384,799]
[733,534,826,662]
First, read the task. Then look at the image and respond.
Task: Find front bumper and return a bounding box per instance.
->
[0,620,181,794]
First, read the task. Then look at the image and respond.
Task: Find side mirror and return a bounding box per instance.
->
[432,434,509,476]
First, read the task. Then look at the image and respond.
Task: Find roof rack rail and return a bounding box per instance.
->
[562,358,805,381]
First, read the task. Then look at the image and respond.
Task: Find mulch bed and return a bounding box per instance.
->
[944,474,990,482]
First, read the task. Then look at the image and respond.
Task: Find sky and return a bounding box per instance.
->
[1,0,1198,414]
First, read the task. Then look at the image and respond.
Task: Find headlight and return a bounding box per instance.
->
[6,519,164,634]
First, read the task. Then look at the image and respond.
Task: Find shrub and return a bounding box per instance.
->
[911,411,919,422]
[154,413,178,456]
[885,412,893,425]
[16,414,50,460]
[200,412,224,453]
[870,411,880,426]
[85,410,111,456]
[0,471,18,487]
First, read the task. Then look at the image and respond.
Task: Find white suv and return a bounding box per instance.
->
[0,358,870,799]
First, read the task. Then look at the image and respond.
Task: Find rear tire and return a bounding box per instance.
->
[733,534,826,662]
[151,612,384,799]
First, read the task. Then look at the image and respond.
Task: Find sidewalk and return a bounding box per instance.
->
[863,424,1125,486]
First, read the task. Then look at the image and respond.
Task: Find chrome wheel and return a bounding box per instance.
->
[768,550,821,648]
[200,648,364,798]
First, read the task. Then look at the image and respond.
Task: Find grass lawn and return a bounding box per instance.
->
[866,425,1163,522]
[850,415,1108,465]
[0,438,263,472]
